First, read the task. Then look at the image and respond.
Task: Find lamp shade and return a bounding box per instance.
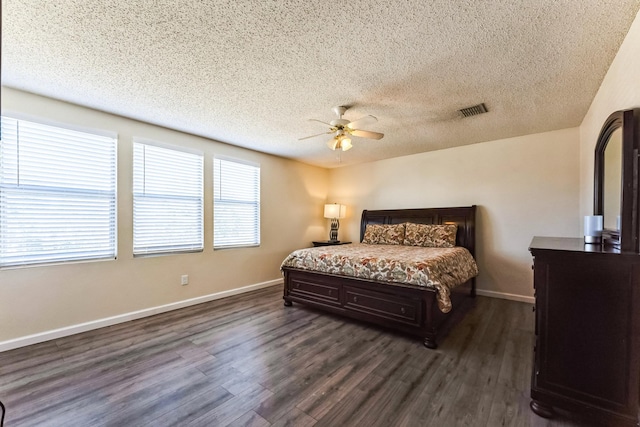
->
[340,137,352,151]
[327,138,339,151]
[324,204,346,219]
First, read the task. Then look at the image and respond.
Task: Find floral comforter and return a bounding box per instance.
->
[280,243,479,313]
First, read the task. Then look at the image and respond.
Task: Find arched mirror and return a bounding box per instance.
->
[594,108,640,252]
[602,128,622,230]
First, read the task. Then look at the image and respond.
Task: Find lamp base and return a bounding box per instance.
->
[329,218,340,242]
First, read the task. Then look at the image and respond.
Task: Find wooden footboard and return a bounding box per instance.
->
[282,267,474,348]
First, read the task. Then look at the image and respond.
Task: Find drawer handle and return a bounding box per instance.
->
[295,283,299,288]
[532,306,536,312]
[328,290,332,295]
[400,307,406,314]
[353,296,358,303]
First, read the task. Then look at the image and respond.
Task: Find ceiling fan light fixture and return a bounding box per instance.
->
[340,137,352,151]
[327,134,352,151]
[304,106,382,153]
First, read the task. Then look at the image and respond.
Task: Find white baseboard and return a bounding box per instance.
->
[0,278,283,353]
[1,281,533,353]
[476,289,534,304]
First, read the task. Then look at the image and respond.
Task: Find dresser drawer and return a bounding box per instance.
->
[344,286,421,326]
[289,278,340,306]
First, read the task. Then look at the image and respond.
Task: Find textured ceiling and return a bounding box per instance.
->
[2,1,640,168]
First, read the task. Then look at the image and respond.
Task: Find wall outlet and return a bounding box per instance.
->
[181,275,189,286]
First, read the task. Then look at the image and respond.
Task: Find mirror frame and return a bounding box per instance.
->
[594,108,640,252]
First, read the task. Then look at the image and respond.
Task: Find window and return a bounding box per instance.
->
[0,116,117,267]
[213,157,260,248]
[133,141,203,255]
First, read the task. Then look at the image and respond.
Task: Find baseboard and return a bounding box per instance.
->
[0,278,283,353]
[476,289,534,304]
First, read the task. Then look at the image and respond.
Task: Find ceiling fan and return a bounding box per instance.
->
[299,106,384,151]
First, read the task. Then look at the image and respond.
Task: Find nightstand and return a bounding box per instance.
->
[312,241,352,247]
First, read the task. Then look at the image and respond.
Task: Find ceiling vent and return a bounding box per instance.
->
[459,103,488,118]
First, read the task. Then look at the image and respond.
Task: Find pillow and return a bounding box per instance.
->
[403,223,458,248]
[362,223,406,245]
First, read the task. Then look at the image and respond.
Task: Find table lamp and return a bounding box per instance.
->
[324,204,346,242]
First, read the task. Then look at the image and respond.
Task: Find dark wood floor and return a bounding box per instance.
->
[0,285,586,426]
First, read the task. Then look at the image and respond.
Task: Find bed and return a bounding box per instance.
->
[281,205,478,349]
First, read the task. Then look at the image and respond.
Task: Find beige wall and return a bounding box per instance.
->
[579,10,640,217]
[0,88,329,344]
[328,128,581,300]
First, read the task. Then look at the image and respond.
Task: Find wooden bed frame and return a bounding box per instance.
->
[282,205,477,349]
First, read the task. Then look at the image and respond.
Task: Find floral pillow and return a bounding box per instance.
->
[403,223,458,248]
[362,223,406,245]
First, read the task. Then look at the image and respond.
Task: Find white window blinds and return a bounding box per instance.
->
[213,157,260,248]
[0,116,117,267]
[133,141,203,255]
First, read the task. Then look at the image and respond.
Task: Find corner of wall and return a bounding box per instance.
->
[578,9,640,218]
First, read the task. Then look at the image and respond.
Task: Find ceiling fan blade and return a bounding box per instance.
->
[347,115,378,130]
[309,119,332,126]
[298,131,333,141]
[350,129,384,140]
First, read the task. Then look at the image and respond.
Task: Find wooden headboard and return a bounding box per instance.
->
[360,205,477,257]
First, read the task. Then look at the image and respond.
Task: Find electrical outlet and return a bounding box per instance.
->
[181,275,189,286]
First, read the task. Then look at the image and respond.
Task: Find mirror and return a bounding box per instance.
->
[602,128,621,230]
[594,108,640,252]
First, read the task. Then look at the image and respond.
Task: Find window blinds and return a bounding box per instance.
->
[213,157,260,248]
[0,116,117,267]
[133,141,203,255]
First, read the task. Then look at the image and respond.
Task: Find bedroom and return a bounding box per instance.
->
[1,1,640,426]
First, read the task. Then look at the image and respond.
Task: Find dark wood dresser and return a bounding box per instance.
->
[529,237,640,426]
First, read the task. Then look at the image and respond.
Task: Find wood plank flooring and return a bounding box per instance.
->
[0,285,586,426]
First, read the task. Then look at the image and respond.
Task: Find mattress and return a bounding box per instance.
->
[281,243,479,312]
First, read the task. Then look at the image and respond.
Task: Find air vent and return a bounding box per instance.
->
[459,103,488,118]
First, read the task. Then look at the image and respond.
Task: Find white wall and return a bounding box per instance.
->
[0,88,329,345]
[579,10,640,217]
[328,128,581,300]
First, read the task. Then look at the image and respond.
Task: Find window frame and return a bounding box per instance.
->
[132,139,204,256]
[0,114,118,268]
[213,155,261,250]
